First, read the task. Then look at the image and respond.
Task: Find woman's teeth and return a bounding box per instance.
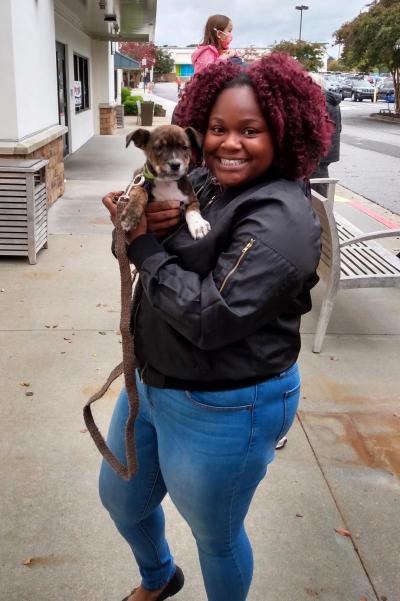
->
[219,158,246,166]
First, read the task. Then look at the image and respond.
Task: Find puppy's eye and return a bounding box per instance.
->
[182,145,190,151]
[154,144,163,152]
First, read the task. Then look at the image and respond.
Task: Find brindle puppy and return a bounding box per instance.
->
[123,125,211,240]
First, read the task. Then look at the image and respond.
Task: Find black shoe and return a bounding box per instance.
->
[122,566,184,601]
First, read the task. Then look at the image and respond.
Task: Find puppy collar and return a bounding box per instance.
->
[143,163,156,182]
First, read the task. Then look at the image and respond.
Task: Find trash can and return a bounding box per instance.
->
[140,101,154,126]
[0,158,49,264]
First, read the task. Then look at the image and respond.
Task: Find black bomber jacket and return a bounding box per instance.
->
[125,168,321,391]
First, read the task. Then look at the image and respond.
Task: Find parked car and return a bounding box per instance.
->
[325,78,341,93]
[377,78,395,100]
[340,79,374,101]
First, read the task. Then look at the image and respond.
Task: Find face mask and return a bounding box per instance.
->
[214,28,233,49]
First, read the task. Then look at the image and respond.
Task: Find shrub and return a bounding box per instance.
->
[121,87,131,104]
[123,96,145,116]
[124,98,138,115]
[154,103,166,116]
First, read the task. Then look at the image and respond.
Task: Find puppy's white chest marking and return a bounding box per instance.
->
[152,180,189,204]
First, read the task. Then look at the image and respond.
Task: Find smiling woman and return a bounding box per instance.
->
[99,53,333,601]
[204,83,275,187]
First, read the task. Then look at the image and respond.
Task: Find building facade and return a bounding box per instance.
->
[0,0,156,204]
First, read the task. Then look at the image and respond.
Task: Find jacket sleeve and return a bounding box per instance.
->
[127,214,318,351]
[193,48,218,73]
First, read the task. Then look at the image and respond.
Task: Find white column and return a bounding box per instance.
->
[91,40,115,134]
[0,0,59,142]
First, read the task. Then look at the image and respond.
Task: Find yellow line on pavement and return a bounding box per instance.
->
[334,194,350,203]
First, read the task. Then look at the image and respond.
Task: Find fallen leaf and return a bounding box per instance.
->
[98,331,106,335]
[393,412,400,418]
[60,352,66,355]
[0,288,5,293]
[63,337,71,341]
[20,381,30,387]
[359,597,367,601]
[44,324,51,328]
[92,353,97,357]
[25,392,34,397]
[22,558,33,566]
[52,325,58,329]
[80,428,88,433]
[296,513,303,518]
[330,356,339,361]
[380,596,387,601]
[335,527,351,537]
[96,303,101,307]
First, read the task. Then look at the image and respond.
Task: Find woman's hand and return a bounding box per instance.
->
[146,200,182,238]
[220,48,237,60]
[102,190,123,226]
[102,193,181,242]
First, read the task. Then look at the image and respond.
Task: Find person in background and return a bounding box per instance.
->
[176,76,182,95]
[310,73,342,198]
[275,73,342,452]
[191,14,237,75]
[100,53,332,601]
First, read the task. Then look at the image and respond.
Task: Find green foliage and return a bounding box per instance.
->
[123,99,137,115]
[334,0,400,112]
[154,48,175,75]
[123,96,144,116]
[327,58,347,72]
[271,40,326,71]
[121,87,131,104]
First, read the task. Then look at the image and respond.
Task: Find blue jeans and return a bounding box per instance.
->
[99,364,300,601]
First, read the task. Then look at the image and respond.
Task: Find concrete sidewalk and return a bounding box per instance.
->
[0,124,399,601]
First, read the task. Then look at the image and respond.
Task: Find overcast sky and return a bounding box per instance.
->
[154,0,368,53]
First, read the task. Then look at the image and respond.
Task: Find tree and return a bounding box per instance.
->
[327,58,346,72]
[241,47,268,63]
[118,42,156,68]
[334,0,400,113]
[271,40,326,71]
[154,48,175,75]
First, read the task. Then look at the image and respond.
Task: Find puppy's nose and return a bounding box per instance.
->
[169,160,181,172]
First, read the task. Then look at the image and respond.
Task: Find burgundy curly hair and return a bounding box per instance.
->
[174,52,334,180]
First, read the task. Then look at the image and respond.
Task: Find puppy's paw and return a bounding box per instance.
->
[186,211,211,240]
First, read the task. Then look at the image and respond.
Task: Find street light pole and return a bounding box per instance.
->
[295,5,309,41]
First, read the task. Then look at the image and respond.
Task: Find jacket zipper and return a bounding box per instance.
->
[219,238,256,293]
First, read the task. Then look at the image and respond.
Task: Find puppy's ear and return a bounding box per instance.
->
[185,127,203,154]
[126,129,150,149]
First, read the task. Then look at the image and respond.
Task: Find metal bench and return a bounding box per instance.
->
[310,183,400,353]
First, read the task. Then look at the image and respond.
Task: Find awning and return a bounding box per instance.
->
[114,51,141,70]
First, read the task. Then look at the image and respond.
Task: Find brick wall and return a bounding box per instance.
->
[99,106,117,135]
[7,136,64,206]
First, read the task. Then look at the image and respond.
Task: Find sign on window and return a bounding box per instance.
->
[73,80,82,107]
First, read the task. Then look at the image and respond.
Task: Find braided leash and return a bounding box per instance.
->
[83,180,144,480]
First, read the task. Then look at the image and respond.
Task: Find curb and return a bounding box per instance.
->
[368,113,400,124]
